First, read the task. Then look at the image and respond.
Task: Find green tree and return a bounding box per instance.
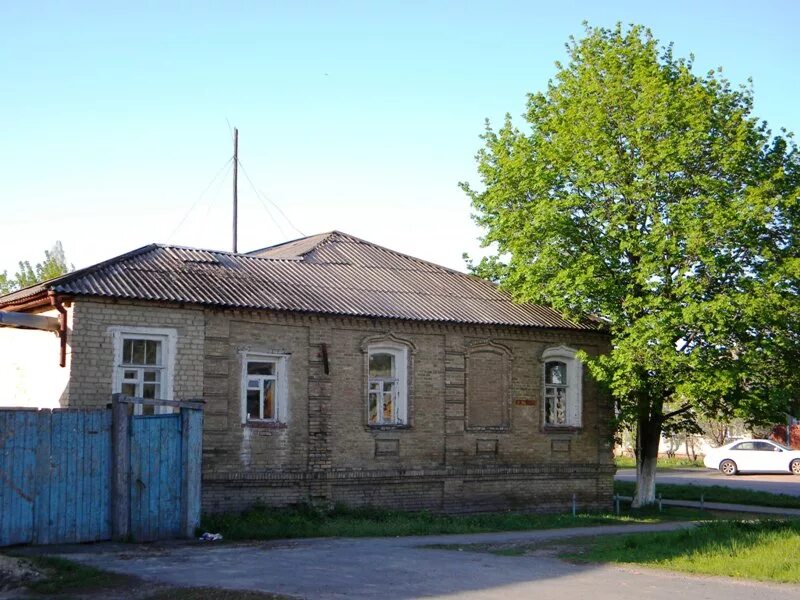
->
[6,241,73,291]
[463,24,800,506]
[0,271,12,295]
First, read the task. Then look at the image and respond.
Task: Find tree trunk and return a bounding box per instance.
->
[633,415,661,507]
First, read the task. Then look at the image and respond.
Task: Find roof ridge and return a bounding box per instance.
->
[314,230,469,276]
[244,231,339,258]
[243,231,467,275]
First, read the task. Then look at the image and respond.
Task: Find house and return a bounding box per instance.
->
[0,231,614,514]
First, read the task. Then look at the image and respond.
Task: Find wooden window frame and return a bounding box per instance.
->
[240,353,288,425]
[541,346,582,429]
[109,326,177,416]
[367,345,408,426]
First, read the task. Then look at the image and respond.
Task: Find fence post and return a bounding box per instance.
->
[111,394,131,541]
[180,406,203,538]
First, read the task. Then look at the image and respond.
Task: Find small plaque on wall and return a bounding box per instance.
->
[375,439,400,457]
[476,439,499,456]
[551,439,570,454]
[514,399,536,407]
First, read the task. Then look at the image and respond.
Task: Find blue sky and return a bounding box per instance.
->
[1,1,798,276]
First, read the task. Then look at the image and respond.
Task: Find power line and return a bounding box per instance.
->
[239,161,286,238]
[237,159,306,237]
[167,157,233,241]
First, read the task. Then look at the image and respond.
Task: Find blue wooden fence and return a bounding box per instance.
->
[0,397,203,547]
[0,409,111,546]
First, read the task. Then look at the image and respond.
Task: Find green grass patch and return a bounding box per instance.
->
[563,519,800,583]
[201,502,709,542]
[23,555,130,594]
[614,456,704,469]
[614,480,800,509]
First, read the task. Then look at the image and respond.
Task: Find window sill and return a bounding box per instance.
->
[365,424,412,432]
[243,421,287,430]
[542,425,582,433]
[466,425,510,433]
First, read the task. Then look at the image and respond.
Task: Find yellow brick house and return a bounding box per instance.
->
[0,231,613,514]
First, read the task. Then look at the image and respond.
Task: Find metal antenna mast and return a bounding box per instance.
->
[232,127,239,253]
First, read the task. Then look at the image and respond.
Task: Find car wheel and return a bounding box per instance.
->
[719,459,738,476]
[791,459,800,476]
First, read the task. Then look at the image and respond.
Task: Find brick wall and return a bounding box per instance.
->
[68,299,205,408]
[65,298,614,515]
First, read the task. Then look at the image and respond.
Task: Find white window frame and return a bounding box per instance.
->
[109,326,177,416]
[367,344,408,426]
[541,346,582,428]
[240,353,288,425]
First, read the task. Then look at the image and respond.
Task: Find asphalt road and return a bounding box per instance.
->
[615,468,800,496]
[58,523,800,599]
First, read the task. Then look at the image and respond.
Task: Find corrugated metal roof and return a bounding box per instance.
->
[0,231,603,331]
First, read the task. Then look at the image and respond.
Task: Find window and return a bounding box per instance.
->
[732,442,755,451]
[541,346,582,428]
[241,354,287,424]
[367,345,408,426]
[110,327,176,416]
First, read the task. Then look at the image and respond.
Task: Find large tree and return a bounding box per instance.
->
[463,24,800,506]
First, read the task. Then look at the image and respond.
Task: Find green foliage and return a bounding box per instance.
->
[0,271,12,295]
[565,519,800,583]
[614,455,704,469]
[1,241,72,293]
[14,241,72,289]
[201,503,686,541]
[463,23,800,499]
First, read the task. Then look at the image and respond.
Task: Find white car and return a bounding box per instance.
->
[703,439,800,476]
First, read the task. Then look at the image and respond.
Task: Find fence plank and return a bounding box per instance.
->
[100,410,112,540]
[181,408,203,538]
[34,411,52,544]
[21,411,37,544]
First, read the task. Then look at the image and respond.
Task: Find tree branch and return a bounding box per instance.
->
[662,403,693,422]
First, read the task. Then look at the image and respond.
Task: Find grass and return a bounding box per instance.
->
[613,480,800,509]
[201,502,711,542]
[562,519,800,584]
[614,456,704,469]
[23,555,129,594]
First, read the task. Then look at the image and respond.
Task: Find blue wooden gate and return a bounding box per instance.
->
[0,409,111,546]
[112,395,203,543]
[130,414,184,541]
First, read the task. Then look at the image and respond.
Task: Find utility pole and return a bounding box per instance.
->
[232,127,239,253]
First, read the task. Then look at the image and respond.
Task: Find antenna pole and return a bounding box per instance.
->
[232,127,239,253]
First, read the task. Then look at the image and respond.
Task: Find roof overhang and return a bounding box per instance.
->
[0,290,50,312]
[0,310,60,332]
